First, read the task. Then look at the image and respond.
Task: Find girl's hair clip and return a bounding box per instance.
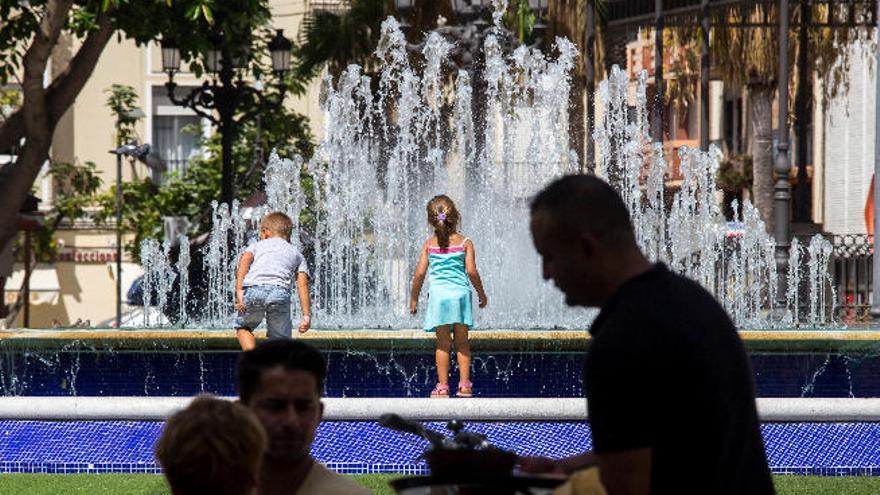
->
[437,212,447,222]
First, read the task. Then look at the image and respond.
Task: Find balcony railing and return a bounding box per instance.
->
[829,234,874,323]
[311,0,350,14]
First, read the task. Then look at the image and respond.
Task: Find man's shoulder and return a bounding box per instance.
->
[616,266,726,319]
[592,267,735,347]
[298,462,371,495]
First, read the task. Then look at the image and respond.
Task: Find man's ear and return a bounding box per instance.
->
[576,231,599,258]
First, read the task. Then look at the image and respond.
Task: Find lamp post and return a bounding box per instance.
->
[109,144,134,328]
[160,29,293,206]
[109,142,163,328]
[774,0,792,308]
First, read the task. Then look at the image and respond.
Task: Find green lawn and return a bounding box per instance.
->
[0,473,877,494]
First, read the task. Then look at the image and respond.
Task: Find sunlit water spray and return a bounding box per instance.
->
[138,11,835,330]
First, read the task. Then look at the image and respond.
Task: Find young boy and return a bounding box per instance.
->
[235,211,310,350]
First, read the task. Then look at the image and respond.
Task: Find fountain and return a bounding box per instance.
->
[135,11,835,330]
[2,6,877,479]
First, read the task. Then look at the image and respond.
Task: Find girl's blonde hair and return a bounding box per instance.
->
[426,195,460,249]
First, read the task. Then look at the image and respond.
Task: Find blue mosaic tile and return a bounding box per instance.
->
[2,420,879,475]
[3,349,880,398]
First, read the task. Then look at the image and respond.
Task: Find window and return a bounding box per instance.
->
[153,114,201,175]
[723,97,743,155]
[151,86,204,177]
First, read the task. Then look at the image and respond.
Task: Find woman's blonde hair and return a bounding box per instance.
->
[426,195,460,249]
[155,395,267,495]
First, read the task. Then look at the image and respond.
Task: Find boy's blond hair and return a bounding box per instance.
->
[261,211,293,240]
[155,395,267,495]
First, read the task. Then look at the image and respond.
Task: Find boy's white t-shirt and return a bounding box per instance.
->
[242,237,309,289]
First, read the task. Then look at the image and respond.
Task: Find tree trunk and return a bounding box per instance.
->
[749,83,775,233]
[602,27,628,73]
[545,0,586,170]
[0,0,78,256]
[0,15,113,152]
[569,74,586,170]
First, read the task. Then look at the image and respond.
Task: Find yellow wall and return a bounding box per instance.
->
[44,0,324,198]
[11,1,326,328]
[6,229,142,328]
[50,38,149,189]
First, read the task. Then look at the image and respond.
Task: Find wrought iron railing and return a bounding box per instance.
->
[829,234,873,322]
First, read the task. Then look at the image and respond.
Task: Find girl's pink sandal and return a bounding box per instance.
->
[430,383,450,398]
[457,381,473,398]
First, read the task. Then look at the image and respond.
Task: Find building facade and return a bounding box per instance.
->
[623,29,831,230]
[5,0,326,328]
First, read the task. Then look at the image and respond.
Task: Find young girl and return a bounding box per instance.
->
[410,195,488,398]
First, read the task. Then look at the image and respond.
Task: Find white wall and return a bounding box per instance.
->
[823,44,875,235]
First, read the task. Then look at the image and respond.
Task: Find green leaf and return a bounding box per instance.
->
[200,4,214,23]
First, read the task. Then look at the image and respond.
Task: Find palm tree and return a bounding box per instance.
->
[667,2,868,232]
[295,0,387,80]
[711,7,780,231]
[544,0,606,171]
[297,0,462,80]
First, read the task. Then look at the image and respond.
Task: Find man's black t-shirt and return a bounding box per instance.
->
[585,263,774,494]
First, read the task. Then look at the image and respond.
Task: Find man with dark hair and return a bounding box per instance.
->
[237,339,369,495]
[522,175,774,494]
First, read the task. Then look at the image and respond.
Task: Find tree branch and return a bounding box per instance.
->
[21,0,75,138]
[0,0,75,259]
[0,12,113,153]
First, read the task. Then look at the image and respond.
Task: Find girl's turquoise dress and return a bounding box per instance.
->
[424,238,473,331]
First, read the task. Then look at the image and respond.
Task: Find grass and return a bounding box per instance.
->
[0,473,878,494]
[774,475,880,495]
[0,474,400,495]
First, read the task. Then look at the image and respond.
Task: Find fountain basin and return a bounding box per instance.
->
[2,328,880,350]
[2,330,879,476]
[2,329,880,398]
[1,414,877,476]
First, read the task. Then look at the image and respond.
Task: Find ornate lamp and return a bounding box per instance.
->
[160,39,181,75]
[268,29,292,74]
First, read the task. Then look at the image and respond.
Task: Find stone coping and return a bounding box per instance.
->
[0,329,589,351]
[1,328,879,351]
[1,328,879,339]
[0,328,589,340]
[1,396,878,422]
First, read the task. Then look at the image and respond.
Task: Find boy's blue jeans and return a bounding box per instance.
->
[234,284,292,339]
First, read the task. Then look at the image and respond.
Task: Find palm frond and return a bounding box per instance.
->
[296,0,385,80]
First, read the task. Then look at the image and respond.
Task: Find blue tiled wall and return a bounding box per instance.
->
[3,350,879,398]
[1,420,878,476]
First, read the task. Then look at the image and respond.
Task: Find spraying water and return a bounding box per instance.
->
[139,10,836,330]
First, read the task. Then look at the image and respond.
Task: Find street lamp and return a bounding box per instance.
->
[205,34,223,74]
[160,29,293,207]
[108,142,163,328]
[268,29,293,77]
[160,41,181,73]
